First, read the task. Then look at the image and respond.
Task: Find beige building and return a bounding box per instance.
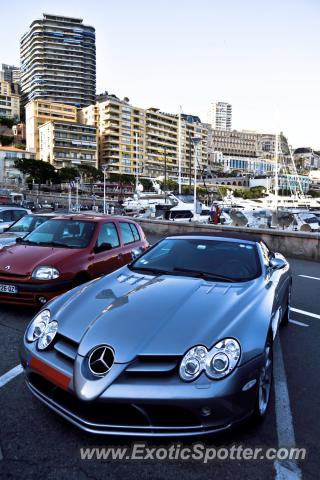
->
[39,121,97,168]
[210,129,258,158]
[0,146,35,182]
[0,81,20,120]
[208,129,291,173]
[25,100,77,159]
[80,94,208,180]
[80,95,146,175]
[145,109,208,180]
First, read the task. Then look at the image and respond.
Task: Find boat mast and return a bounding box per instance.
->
[274,133,279,211]
[192,138,201,214]
[178,105,182,194]
[135,131,139,194]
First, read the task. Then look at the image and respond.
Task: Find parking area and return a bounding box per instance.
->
[0,256,319,479]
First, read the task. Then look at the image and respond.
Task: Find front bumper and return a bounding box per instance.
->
[0,280,72,306]
[22,350,263,437]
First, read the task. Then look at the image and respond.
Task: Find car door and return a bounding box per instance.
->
[87,222,125,278]
[118,221,144,264]
[260,241,289,322]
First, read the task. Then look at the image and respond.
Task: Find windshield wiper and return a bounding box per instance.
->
[129,266,174,276]
[172,267,237,282]
[20,239,39,245]
[37,241,73,248]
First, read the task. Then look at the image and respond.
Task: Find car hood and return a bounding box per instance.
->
[0,232,21,245]
[0,244,80,275]
[54,266,266,363]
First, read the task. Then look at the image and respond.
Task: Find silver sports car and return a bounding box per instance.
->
[21,234,291,436]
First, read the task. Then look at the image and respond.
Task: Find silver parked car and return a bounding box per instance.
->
[21,233,291,436]
[0,206,32,233]
[0,213,56,248]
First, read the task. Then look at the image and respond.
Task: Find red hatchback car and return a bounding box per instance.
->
[0,215,148,307]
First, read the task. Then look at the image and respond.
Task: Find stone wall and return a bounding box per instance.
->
[135,219,320,261]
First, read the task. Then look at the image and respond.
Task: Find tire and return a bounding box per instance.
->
[251,337,273,424]
[282,282,292,326]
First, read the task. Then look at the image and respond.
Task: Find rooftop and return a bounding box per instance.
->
[0,146,31,153]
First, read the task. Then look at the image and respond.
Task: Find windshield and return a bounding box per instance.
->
[130,238,261,281]
[23,219,96,248]
[8,215,50,233]
[303,217,318,224]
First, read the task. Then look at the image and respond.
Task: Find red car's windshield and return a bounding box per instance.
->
[22,219,96,249]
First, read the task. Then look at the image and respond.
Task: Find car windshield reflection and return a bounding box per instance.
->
[130,238,261,281]
[22,219,96,249]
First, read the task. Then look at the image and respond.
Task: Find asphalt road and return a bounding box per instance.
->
[0,257,319,480]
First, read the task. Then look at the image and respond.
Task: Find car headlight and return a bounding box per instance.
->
[179,338,241,382]
[26,309,58,350]
[26,309,51,342]
[37,321,58,350]
[32,266,60,280]
[179,345,208,381]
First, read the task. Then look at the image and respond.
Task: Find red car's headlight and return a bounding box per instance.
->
[32,266,60,280]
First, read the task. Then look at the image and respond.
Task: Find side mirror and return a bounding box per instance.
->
[94,242,112,253]
[269,257,287,270]
[16,237,23,243]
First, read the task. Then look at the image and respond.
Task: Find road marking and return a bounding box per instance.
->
[273,336,302,480]
[0,364,23,389]
[291,307,320,320]
[289,319,309,327]
[298,275,320,281]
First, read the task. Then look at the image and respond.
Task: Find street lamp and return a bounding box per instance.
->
[164,146,167,202]
[191,137,201,215]
[75,176,80,212]
[102,164,108,214]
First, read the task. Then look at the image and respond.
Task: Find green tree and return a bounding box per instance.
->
[160,179,178,192]
[14,158,58,184]
[0,117,15,128]
[0,135,13,146]
[109,173,135,185]
[139,178,153,191]
[58,167,79,182]
[78,164,103,182]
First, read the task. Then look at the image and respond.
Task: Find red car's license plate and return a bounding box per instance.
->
[0,284,18,294]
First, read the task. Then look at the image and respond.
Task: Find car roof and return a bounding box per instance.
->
[165,232,262,244]
[26,213,57,218]
[0,206,29,211]
[46,214,137,223]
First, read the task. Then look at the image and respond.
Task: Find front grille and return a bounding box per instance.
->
[53,335,78,363]
[28,372,201,429]
[0,292,35,304]
[0,273,28,280]
[125,355,180,375]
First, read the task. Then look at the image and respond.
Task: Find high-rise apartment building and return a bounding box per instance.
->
[208,101,232,131]
[20,14,96,107]
[39,121,97,168]
[79,94,146,175]
[145,110,208,180]
[25,99,77,158]
[0,80,20,120]
[0,64,20,83]
[80,95,208,180]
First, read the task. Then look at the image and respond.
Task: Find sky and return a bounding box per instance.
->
[1,0,320,149]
